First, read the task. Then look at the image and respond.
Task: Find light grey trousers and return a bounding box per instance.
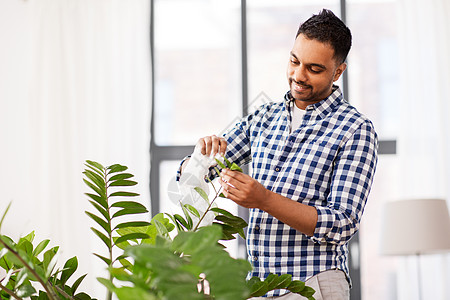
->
[248,269,350,300]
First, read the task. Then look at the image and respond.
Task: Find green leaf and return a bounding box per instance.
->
[107,164,128,174]
[152,213,175,231]
[110,191,140,197]
[193,187,209,204]
[93,253,111,266]
[86,212,111,235]
[215,224,236,241]
[214,158,227,169]
[172,225,221,254]
[275,274,292,289]
[87,201,110,221]
[73,292,92,300]
[112,207,148,219]
[237,227,246,240]
[32,239,50,257]
[17,239,33,256]
[183,204,200,218]
[210,207,234,217]
[166,213,183,232]
[214,166,222,176]
[114,286,158,300]
[20,231,35,243]
[111,201,147,210]
[85,160,105,171]
[43,246,59,271]
[215,215,248,228]
[287,280,305,293]
[181,206,193,230]
[45,250,59,279]
[85,163,105,180]
[114,221,151,230]
[114,233,150,246]
[300,286,316,298]
[15,283,36,298]
[113,237,132,250]
[230,162,243,172]
[153,219,170,237]
[109,179,137,187]
[265,273,279,290]
[223,156,233,168]
[0,201,12,231]
[173,214,189,231]
[108,267,131,282]
[249,280,269,297]
[110,173,134,181]
[60,256,78,285]
[71,274,87,295]
[85,193,108,209]
[91,227,111,248]
[15,268,28,289]
[83,169,106,194]
[97,276,116,291]
[83,178,103,197]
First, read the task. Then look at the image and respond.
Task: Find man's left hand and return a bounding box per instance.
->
[219,169,271,209]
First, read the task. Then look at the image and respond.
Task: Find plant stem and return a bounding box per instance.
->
[104,168,113,300]
[0,281,21,300]
[0,238,59,300]
[192,186,223,232]
[54,285,74,299]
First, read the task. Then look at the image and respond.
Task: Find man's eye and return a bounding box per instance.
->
[290,60,299,65]
[310,68,322,74]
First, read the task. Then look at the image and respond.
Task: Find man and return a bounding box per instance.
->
[179,9,377,300]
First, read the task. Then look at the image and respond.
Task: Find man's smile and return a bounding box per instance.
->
[291,80,311,93]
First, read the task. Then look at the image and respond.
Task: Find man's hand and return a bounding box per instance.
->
[196,135,227,156]
[219,169,318,237]
[219,169,270,209]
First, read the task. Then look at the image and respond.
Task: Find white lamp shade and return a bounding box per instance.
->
[380,199,450,255]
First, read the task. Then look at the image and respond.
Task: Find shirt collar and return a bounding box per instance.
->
[284,85,345,118]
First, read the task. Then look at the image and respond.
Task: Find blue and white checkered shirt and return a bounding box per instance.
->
[222,86,378,297]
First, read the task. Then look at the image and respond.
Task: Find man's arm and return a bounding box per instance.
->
[220,120,378,243]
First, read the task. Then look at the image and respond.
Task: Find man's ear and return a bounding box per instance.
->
[333,62,347,82]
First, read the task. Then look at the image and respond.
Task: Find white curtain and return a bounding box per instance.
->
[397,0,450,299]
[0,0,151,297]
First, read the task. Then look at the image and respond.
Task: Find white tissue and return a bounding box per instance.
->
[168,148,225,227]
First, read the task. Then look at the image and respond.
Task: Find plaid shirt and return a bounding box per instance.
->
[222,86,378,297]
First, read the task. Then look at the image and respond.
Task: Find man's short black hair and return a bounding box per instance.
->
[296,9,352,64]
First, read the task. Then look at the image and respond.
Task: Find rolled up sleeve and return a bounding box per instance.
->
[311,120,378,245]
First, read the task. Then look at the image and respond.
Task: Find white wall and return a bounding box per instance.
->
[0,0,151,297]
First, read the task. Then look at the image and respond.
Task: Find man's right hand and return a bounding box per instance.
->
[196,135,227,157]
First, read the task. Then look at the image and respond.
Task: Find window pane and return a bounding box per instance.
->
[247,0,340,111]
[347,0,399,140]
[154,0,242,146]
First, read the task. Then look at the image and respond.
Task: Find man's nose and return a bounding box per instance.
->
[293,65,307,82]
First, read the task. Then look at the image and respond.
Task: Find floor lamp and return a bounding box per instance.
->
[380,199,450,300]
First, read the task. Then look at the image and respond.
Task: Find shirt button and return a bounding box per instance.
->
[254,225,260,231]
[253,256,258,261]
[275,167,280,172]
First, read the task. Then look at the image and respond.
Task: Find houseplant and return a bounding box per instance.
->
[0,160,315,300]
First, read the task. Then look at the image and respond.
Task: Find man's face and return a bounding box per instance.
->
[287,34,346,109]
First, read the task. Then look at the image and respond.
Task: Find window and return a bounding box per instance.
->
[150,1,399,298]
